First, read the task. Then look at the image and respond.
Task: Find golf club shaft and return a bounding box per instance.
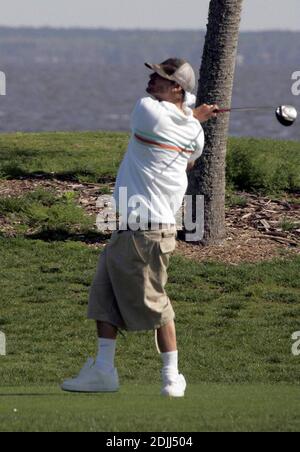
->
[214,106,276,113]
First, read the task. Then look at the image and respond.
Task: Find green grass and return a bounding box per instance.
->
[225,190,248,208]
[0,384,300,432]
[0,131,128,183]
[0,237,299,390]
[1,131,300,431]
[279,217,300,232]
[227,137,300,194]
[0,188,94,236]
[0,132,299,194]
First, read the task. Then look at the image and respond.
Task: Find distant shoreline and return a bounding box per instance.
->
[0,26,299,34]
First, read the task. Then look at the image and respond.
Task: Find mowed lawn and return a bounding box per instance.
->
[0,132,300,432]
[0,238,300,431]
[0,131,299,192]
[1,384,300,432]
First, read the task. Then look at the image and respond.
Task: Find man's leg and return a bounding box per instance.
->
[157,320,186,397]
[97,321,118,339]
[61,320,119,392]
[157,320,177,352]
[157,320,179,381]
[95,322,118,373]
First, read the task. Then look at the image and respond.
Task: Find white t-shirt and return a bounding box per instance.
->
[113,95,204,225]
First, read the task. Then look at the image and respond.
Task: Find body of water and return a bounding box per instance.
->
[0,29,299,140]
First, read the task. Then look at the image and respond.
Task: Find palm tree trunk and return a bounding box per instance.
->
[187,0,244,245]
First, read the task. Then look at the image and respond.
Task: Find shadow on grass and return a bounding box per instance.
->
[0,166,115,184]
[4,228,188,246]
[0,393,61,397]
[26,229,110,245]
[0,392,106,397]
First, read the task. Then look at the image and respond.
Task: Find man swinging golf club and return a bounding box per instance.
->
[62,58,218,397]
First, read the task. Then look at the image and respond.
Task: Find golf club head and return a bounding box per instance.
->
[275,105,297,127]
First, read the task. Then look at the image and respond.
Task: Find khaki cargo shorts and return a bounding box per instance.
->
[87,227,177,331]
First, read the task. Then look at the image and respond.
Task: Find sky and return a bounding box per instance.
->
[0,0,299,31]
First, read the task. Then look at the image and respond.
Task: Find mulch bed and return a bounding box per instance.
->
[0,178,299,264]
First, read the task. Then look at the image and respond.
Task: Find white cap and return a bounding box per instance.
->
[145,58,196,93]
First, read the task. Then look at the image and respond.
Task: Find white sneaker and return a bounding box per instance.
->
[61,359,119,393]
[161,374,187,398]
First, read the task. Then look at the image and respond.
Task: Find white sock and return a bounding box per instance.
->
[161,351,179,383]
[95,338,116,373]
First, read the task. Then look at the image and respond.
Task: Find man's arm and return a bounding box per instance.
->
[130,97,162,134]
[186,104,218,171]
[186,161,196,172]
[193,104,219,123]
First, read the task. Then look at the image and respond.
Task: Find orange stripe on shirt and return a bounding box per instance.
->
[134,133,194,155]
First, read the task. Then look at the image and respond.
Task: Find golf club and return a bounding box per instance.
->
[214,104,298,127]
